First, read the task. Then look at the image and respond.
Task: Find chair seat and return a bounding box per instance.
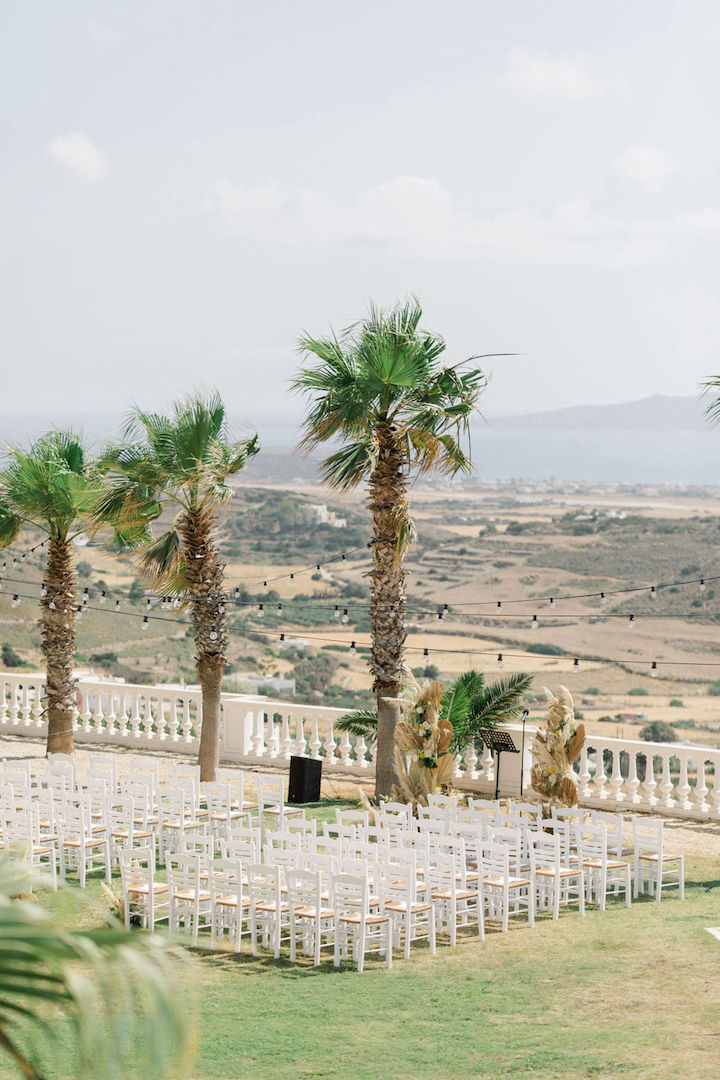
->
[112,828,153,839]
[33,845,54,856]
[384,901,433,914]
[483,876,531,889]
[174,888,211,902]
[583,859,627,870]
[255,900,290,913]
[536,866,582,878]
[263,806,303,817]
[211,811,246,822]
[164,820,204,831]
[215,894,250,908]
[128,881,169,895]
[339,912,388,924]
[295,906,335,919]
[64,836,106,848]
[433,888,476,900]
[638,852,681,862]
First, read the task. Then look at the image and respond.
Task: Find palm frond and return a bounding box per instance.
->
[335,708,378,743]
[0,858,193,1080]
[137,529,184,587]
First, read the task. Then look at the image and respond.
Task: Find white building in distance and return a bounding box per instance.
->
[296,503,346,528]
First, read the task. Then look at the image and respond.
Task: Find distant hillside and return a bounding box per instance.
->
[487,395,706,432]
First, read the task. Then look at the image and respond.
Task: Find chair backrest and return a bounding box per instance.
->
[541,818,572,861]
[88,760,118,792]
[203,782,232,817]
[552,806,585,824]
[210,857,243,900]
[322,821,357,843]
[480,840,511,881]
[165,851,201,891]
[332,872,369,916]
[262,844,301,870]
[528,830,561,875]
[220,835,257,863]
[284,817,317,843]
[254,773,285,809]
[265,829,303,852]
[335,809,369,829]
[119,844,158,892]
[286,868,322,909]
[246,862,280,905]
[631,815,663,855]
[377,801,412,827]
[181,829,215,861]
[427,792,459,818]
[575,822,609,863]
[590,810,624,847]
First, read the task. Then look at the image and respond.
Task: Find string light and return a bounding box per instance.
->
[700,579,706,592]
[234,587,240,600]
[334,605,340,620]
[76,605,83,620]
[41,584,47,598]
[11,594,20,608]
[600,592,607,604]
[262,581,268,592]
[290,573,294,581]
[349,640,357,656]
[650,586,657,600]
[277,603,282,615]
[115,599,120,609]
[497,653,504,669]
[142,615,148,631]
[100,590,107,604]
[146,597,152,609]
[442,603,449,618]
[49,598,56,610]
[531,614,539,630]
[628,614,635,629]
[279,632,285,643]
[341,608,349,624]
[210,625,218,641]
[423,647,429,658]
[257,603,264,617]
[497,601,502,610]
[650,661,658,678]
[572,657,580,673]
[83,587,89,600]
[549,597,556,608]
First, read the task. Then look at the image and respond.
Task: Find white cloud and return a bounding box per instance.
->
[46,132,107,182]
[611,145,677,192]
[207,176,720,268]
[502,46,627,100]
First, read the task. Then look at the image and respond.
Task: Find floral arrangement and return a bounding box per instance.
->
[530,685,585,808]
[392,679,455,806]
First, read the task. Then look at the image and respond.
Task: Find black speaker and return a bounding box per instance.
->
[288,755,322,804]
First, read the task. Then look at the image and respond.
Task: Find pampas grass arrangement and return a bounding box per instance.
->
[531,685,585,809]
[391,678,455,807]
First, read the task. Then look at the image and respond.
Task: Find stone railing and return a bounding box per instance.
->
[1,673,718,820]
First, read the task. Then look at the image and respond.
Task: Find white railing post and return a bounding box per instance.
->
[676,755,692,810]
[294,716,307,757]
[281,715,294,760]
[308,719,322,761]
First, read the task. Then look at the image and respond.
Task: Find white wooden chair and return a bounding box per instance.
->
[480,841,534,933]
[210,858,248,951]
[166,851,212,944]
[333,873,391,972]
[528,831,584,919]
[119,845,169,931]
[56,800,111,887]
[377,861,436,959]
[631,817,684,901]
[427,851,485,946]
[247,862,289,959]
[287,868,335,966]
[575,823,631,910]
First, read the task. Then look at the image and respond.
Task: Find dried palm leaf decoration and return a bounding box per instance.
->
[531,685,585,808]
[390,675,455,807]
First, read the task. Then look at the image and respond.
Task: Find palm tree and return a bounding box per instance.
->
[0,859,192,1079]
[0,432,111,755]
[96,392,259,781]
[337,669,533,755]
[293,297,500,796]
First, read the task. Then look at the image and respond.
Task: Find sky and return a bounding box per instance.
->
[2,0,720,438]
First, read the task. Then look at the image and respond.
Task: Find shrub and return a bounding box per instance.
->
[628,688,649,696]
[1,642,25,667]
[584,687,601,695]
[525,642,565,656]
[708,680,720,697]
[76,560,93,578]
[640,720,678,743]
[668,699,684,708]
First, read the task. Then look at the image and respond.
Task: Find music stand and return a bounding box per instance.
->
[477,728,520,800]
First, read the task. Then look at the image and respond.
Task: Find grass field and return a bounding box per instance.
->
[3,801,719,1080]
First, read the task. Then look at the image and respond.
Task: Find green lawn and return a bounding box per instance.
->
[3,806,719,1080]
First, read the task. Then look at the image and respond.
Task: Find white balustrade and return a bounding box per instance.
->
[1,671,718,820]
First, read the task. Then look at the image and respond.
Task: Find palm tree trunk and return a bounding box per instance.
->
[178,508,227,782]
[42,536,76,755]
[368,423,407,798]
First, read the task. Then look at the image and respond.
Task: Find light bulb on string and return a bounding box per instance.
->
[262,581,268,593]
[234,587,240,600]
[49,598,56,610]
[75,605,82,620]
[497,600,502,610]
[41,584,47,598]
[341,553,347,561]
[83,587,89,600]
[650,586,657,600]
[146,597,152,609]
[11,594,20,608]
[277,603,283,615]
[531,614,539,630]
[316,564,321,571]
[290,573,294,581]
[142,615,148,631]
[423,647,429,658]
[219,603,226,614]
[549,597,556,608]
[257,603,264,618]
[650,661,658,678]
[115,599,120,610]
[700,579,706,592]
[600,592,607,605]
[279,633,285,643]
[334,605,340,620]
[348,641,357,656]
[496,653,504,669]
[442,603,449,618]
[572,657,580,673]
[210,625,218,641]
[390,604,395,616]
[437,611,443,621]
[628,614,635,629]
[100,590,107,604]
[341,609,349,624]
[173,597,181,609]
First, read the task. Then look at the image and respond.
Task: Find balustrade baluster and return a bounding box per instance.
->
[694,758,709,813]
[626,751,640,803]
[94,692,106,737]
[642,748,657,806]
[710,763,720,817]
[308,719,322,760]
[129,695,142,739]
[268,719,280,758]
[577,747,591,798]
[251,712,265,757]
[676,756,692,810]
[294,716,307,756]
[280,715,294,760]
[324,722,336,763]
[169,700,180,742]
[658,753,674,809]
[20,684,32,728]
[464,742,478,780]
[338,729,352,766]
[9,683,20,726]
[355,734,369,768]
[609,750,624,804]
